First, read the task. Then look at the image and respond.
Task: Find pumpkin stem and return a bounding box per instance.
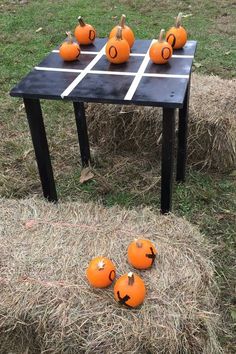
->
[176,12,183,28]
[97,260,105,270]
[78,16,86,27]
[66,31,73,44]
[115,26,123,40]
[158,29,165,42]
[128,272,135,285]
[136,240,143,248]
[120,14,126,28]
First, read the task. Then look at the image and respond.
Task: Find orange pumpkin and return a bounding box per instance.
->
[166,12,187,49]
[86,256,116,288]
[128,238,157,269]
[114,272,146,308]
[59,31,81,61]
[149,29,173,64]
[109,14,135,48]
[74,16,96,45]
[106,26,130,64]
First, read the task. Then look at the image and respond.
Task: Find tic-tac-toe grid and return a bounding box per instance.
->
[10,38,197,108]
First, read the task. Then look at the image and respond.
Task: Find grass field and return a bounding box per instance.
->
[0,0,235,352]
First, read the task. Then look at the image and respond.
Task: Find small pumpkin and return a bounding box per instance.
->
[86,256,116,288]
[106,26,130,64]
[128,238,157,269]
[149,29,173,64]
[59,31,81,62]
[109,14,135,48]
[74,16,96,45]
[166,12,187,49]
[114,272,146,308]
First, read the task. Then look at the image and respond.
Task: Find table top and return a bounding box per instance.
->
[10,38,197,108]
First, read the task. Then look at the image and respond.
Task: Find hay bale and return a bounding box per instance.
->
[86,74,236,171]
[188,74,236,170]
[0,198,222,354]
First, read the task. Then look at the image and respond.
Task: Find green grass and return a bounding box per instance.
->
[0,0,236,353]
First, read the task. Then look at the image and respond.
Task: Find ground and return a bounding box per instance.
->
[0,0,235,353]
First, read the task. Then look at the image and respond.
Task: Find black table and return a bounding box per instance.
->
[10,38,197,213]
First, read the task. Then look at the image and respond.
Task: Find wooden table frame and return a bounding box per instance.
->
[11,38,196,213]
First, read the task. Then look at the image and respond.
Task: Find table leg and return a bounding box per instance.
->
[23,98,57,202]
[73,102,91,167]
[161,108,175,214]
[176,82,190,182]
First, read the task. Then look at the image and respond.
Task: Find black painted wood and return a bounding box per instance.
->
[161,108,175,214]
[10,38,197,210]
[92,54,144,73]
[73,102,91,167]
[68,73,134,102]
[23,98,57,202]
[11,70,79,99]
[132,77,188,108]
[176,80,190,182]
[172,40,196,56]
[10,38,197,108]
[145,57,193,75]
[131,39,152,53]
[38,52,96,70]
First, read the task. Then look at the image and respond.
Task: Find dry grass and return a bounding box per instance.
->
[87,73,236,171]
[0,198,222,353]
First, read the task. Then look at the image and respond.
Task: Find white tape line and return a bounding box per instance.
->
[124,40,155,100]
[130,53,145,57]
[143,73,189,79]
[34,66,189,79]
[90,70,136,76]
[172,54,194,58]
[52,49,101,55]
[35,66,83,73]
[60,45,106,98]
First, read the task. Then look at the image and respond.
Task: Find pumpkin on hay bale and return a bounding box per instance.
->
[0,198,222,353]
[86,73,236,171]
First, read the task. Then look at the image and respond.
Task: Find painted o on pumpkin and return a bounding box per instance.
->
[166,12,187,49]
[106,26,130,64]
[74,16,96,45]
[86,257,116,288]
[59,31,81,62]
[114,272,146,308]
[149,29,173,64]
[109,14,135,48]
[128,238,157,269]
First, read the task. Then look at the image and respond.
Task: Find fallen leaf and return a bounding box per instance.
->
[182,13,193,18]
[35,27,43,33]
[18,103,25,112]
[193,62,203,68]
[79,167,94,183]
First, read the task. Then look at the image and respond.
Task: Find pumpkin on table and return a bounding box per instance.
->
[86,256,116,288]
[109,14,135,48]
[106,26,130,64]
[128,238,157,269]
[166,12,187,49]
[74,16,96,45]
[59,31,81,61]
[149,29,173,64]
[114,272,146,308]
